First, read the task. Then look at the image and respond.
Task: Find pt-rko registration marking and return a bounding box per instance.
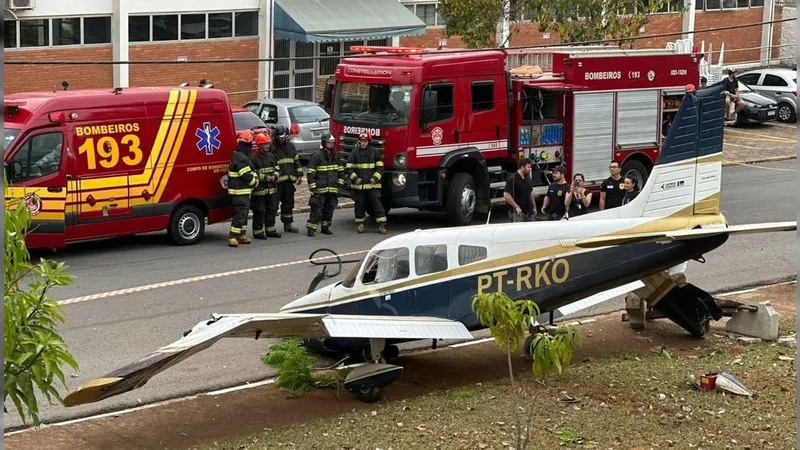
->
[477,258,570,295]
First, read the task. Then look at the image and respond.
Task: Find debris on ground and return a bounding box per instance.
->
[777,334,797,348]
[695,372,754,397]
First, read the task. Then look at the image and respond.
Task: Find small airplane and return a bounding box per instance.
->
[64,82,796,407]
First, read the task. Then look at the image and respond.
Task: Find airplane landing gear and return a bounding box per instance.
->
[522,324,551,358]
[342,338,404,403]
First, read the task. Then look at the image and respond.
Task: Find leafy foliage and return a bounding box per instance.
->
[528,324,583,378]
[4,180,78,425]
[437,0,680,49]
[472,292,540,355]
[261,338,318,393]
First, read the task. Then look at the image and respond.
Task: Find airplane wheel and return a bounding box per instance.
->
[383,345,400,360]
[523,334,535,358]
[354,386,382,403]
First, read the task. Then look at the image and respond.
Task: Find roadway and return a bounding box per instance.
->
[4,159,797,429]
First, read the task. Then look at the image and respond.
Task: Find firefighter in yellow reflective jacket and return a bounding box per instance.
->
[346,132,387,234]
[306,131,344,237]
[228,131,259,247]
[250,132,280,239]
[270,124,303,234]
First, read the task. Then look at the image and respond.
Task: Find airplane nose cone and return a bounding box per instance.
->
[279,287,330,313]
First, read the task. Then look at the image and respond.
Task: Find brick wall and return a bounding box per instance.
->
[5,39,260,106]
[398,9,772,65]
[5,46,113,93]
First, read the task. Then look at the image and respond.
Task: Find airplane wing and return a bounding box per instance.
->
[64,313,473,407]
[538,280,646,323]
[574,221,797,249]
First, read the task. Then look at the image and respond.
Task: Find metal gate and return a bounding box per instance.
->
[272,39,316,101]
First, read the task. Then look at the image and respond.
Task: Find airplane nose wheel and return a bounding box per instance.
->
[354,386,383,403]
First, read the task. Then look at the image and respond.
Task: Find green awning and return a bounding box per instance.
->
[274,0,427,43]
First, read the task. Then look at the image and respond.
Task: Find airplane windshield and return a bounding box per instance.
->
[341,254,366,288]
[360,248,410,285]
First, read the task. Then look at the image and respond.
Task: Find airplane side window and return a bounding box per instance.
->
[8,132,64,183]
[415,244,448,276]
[361,248,410,285]
[458,245,488,266]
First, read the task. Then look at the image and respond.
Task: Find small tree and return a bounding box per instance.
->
[4,181,79,425]
[261,338,336,396]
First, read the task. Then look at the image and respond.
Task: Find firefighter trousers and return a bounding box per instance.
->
[230,194,250,238]
[353,189,386,224]
[276,182,295,224]
[251,193,277,236]
[307,194,338,230]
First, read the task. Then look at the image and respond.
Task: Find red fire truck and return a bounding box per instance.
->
[329,45,701,225]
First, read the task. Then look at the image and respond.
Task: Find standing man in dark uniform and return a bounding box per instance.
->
[227,131,259,247]
[346,132,387,234]
[250,132,280,239]
[599,160,625,210]
[503,157,538,222]
[270,124,303,234]
[306,131,344,237]
[541,165,571,220]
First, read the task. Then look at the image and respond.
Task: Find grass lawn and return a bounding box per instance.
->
[201,319,797,450]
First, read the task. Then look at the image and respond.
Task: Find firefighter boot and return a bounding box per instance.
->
[378,224,387,234]
[357,223,365,233]
[253,232,268,240]
[237,235,252,244]
[228,238,239,247]
[284,223,299,233]
[321,226,333,235]
[266,230,282,238]
[307,228,316,237]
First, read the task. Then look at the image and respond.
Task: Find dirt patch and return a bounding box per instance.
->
[5,283,796,450]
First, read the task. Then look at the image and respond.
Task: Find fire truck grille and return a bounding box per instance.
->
[338,135,386,162]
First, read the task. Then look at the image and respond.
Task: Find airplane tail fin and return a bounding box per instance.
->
[613,82,725,220]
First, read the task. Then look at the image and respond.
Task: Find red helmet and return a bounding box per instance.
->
[237,130,254,143]
[358,132,370,141]
[255,132,271,145]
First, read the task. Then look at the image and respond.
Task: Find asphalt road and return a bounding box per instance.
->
[5,159,797,430]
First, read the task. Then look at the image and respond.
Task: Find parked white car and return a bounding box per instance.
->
[737,68,797,122]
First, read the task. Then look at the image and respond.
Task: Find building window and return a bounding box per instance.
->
[20,19,49,47]
[698,0,763,9]
[209,13,233,38]
[181,14,206,40]
[4,21,17,48]
[52,18,81,46]
[152,15,179,41]
[234,11,258,37]
[129,16,150,42]
[403,2,446,27]
[84,17,112,44]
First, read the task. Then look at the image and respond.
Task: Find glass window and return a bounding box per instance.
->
[737,73,760,85]
[705,0,721,9]
[415,245,448,275]
[695,0,704,9]
[52,18,81,46]
[9,132,63,183]
[334,83,412,127]
[750,0,763,5]
[342,254,366,288]
[4,129,21,153]
[232,111,267,130]
[260,105,279,124]
[20,19,49,47]
[458,245,488,265]
[319,42,341,76]
[4,20,17,48]
[472,81,494,111]
[234,11,258,37]
[129,16,150,42]
[736,0,749,7]
[415,4,436,26]
[763,74,788,87]
[84,17,111,44]
[152,15,178,41]
[361,248,410,284]
[181,14,206,40]
[243,102,261,113]
[209,13,233,38]
[288,104,329,124]
[427,84,454,122]
[722,0,737,8]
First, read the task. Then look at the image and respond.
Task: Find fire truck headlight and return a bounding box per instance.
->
[394,152,408,168]
[393,173,407,187]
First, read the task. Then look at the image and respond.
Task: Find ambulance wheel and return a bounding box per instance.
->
[446,172,476,226]
[168,204,205,246]
[621,159,649,190]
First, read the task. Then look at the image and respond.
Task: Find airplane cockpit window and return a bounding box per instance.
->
[415,245,448,276]
[361,248,410,285]
[458,245,488,265]
[341,254,366,288]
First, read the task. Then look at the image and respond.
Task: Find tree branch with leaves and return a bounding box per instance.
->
[4,179,79,426]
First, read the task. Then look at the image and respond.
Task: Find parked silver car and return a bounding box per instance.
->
[242,98,330,160]
[737,68,797,122]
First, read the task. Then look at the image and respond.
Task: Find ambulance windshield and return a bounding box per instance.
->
[334,83,411,127]
[4,128,20,153]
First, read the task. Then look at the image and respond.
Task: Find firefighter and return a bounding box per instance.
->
[346,132,387,234]
[250,132,280,239]
[270,124,303,233]
[306,131,344,237]
[227,131,259,247]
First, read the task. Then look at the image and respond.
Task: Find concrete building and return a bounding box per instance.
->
[4,0,786,106]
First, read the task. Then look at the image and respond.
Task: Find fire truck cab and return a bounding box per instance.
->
[330,44,701,225]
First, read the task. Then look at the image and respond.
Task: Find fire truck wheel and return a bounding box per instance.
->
[168,204,206,246]
[445,172,476,226]
[621,160,649,191]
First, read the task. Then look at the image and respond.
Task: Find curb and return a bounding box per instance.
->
[722,155,796,166]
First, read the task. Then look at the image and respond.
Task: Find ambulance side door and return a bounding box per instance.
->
[6,128,68,247]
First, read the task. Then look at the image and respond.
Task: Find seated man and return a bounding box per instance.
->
[723,69,745,122]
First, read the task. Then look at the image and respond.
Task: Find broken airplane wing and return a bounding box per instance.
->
[64,313,473,407]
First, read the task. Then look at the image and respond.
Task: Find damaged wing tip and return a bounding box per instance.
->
[64,377,125,407]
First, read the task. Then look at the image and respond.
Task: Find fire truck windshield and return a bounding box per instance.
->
[334,83,411,127]
[4,128,20,154]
